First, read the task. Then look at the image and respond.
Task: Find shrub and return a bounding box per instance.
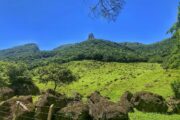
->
[10,76,40,95]
[171,80,180,99]
[6,63,40,95]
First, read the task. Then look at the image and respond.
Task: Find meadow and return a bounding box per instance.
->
[129,110,180,120]
[35,60,180,101]
[34,60,180,120]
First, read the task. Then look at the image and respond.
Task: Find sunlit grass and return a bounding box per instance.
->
[33,60,180,120]
[129,110,180,120]
[34,60,180,101]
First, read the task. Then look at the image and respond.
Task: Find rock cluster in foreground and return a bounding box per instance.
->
[0,89,179,120]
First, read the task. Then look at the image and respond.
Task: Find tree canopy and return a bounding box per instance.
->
[163,2,180,69]
[37,64,75,91]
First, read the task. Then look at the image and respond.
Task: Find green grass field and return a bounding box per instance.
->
[34,60,180,120]
[35,60,180,101]
[129,110,180,120]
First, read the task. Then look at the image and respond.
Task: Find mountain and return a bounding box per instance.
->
[53,44,75,51]
[0,38,176,67]
[52,38,175,63]
[123,39,175,63]
[0,43,41,61]
[53,39,144,62]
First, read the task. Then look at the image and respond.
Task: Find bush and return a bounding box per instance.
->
[10,76,40,95]
[6,63,40,95]
[171,80,180,99]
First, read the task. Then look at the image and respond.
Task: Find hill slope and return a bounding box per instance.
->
[0,39,176,65]
[53,39,144,62]
[35,60,180,101]
[0,43,41,61]
[121,39,175,62]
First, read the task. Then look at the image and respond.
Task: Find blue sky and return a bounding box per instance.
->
[0,0,179,50]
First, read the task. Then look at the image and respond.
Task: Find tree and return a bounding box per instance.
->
[6,63,29,83]
[37,64,75,91]
[167,2,180,35]
[167,2,180,46]
[90,0,125,21]
[163,2,180,69]
[5,63,40,95]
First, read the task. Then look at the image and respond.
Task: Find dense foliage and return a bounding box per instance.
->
[0,62,39,95]
[0,43,41,62]
[0,38,175,69]
[53,39,147,62]
[171,80,180,99]
[121,39,175,63]
[163,40,180,69]
[0,61,11,87]
[163,3,180,69]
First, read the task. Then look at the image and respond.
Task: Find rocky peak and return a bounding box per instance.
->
[88,33,95,40]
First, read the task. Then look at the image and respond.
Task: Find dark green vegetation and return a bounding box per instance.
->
[0,62,39,95]
[163,38,180,69]
[171,80,180,99]
[0,43,40,62]
[0,38,176,69]
[162,3,180,69]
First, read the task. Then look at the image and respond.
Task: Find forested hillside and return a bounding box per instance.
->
[53,39,145,62]
[0,43,41,62]
[0,38,176,68]
[120,38,175,63]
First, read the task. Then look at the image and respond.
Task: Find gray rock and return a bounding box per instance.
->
[167,97,180,114]
[119,91,134,113]
[131,91,168,113]
[0,87,15,101]
[88,91,129,120]
[56,102,92,120]
[34,89,70,120]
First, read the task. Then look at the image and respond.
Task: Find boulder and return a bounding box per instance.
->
[131,91,168,113]
[88,91,129,120]
[56,102,92,120]
[167,97,180,114]
[0,87,15,101]
[0,96,34,120]
[72,92,83,102]
[34,89,70,120]
[119,91,134,113]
